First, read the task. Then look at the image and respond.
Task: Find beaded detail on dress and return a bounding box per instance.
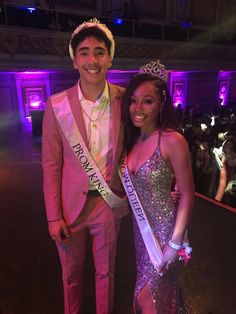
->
[130,145,187,313]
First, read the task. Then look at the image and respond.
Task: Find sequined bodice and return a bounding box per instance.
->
[130,145,186,313]
[130,146,176,247]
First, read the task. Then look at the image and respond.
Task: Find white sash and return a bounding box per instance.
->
[119,155,163,269]
[51,91,126,209]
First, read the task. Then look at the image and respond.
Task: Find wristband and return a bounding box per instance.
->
[168,240,182,250]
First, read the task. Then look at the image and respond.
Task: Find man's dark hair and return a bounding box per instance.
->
[70,26,112,57]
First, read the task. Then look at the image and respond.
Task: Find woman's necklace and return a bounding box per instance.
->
[82,103,107,129]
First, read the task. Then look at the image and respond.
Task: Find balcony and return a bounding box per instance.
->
[1,2,236,71]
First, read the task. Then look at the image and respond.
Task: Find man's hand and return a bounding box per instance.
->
[170,190,180,203]
[48,219,71,242]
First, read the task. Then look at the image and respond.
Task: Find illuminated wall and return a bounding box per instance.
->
[14,72,50,123]
[0,69,236,136]
[169,71,187,108]
[217,71,230,106]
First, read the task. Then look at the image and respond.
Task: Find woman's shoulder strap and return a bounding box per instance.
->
[157,130,162,148]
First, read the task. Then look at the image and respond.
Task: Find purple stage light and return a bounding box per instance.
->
[170,71,187,108]
[28,92,43,110]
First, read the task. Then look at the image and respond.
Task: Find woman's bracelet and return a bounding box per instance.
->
[168,240,182,250]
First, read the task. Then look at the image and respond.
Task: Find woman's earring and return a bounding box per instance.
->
[163,89,167,102]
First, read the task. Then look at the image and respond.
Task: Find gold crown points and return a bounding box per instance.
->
[139,60,168,82]
[69,17,115,60]
[81,17,102,28]
[72,18,104,37]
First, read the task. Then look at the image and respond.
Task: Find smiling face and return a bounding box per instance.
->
[73,36,112,87]
[129,81,163,134]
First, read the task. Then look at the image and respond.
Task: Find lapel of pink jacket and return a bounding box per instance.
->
[66,83,89,147]
[109,83,122,161]
[108,83,125,181]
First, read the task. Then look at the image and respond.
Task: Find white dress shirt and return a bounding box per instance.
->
[78,82,113,189]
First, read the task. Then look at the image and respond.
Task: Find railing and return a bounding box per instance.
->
[1,1,235,45]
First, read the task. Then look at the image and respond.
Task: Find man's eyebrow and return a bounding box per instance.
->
[78,47,106,52]
[78,47,89,52]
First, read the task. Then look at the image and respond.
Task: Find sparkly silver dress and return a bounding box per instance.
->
[130,142,187,314]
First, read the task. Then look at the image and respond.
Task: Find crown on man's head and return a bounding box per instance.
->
[139,60,168,82]
[69,17,115,60]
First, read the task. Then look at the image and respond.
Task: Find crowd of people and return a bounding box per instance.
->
[176,101,236,208]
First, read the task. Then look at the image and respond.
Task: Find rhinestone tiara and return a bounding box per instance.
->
[69,17,115,60]
[139,60,168,82]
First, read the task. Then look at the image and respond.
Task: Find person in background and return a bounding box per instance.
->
[42,18,128,314]
[214,136,236,207]
[121,60,194,313]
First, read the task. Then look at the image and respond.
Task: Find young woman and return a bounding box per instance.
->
[121,61,195,313]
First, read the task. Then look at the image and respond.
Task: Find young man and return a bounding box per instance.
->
[42,18,128,314]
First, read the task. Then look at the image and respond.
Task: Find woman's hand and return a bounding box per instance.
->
[170,190,180,204]
[158,243,179,274]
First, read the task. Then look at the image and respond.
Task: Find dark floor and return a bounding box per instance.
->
[0,119,236,314]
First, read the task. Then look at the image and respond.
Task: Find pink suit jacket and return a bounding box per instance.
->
[42,82,129,225]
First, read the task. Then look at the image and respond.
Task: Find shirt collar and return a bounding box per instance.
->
[78,81,110,104]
